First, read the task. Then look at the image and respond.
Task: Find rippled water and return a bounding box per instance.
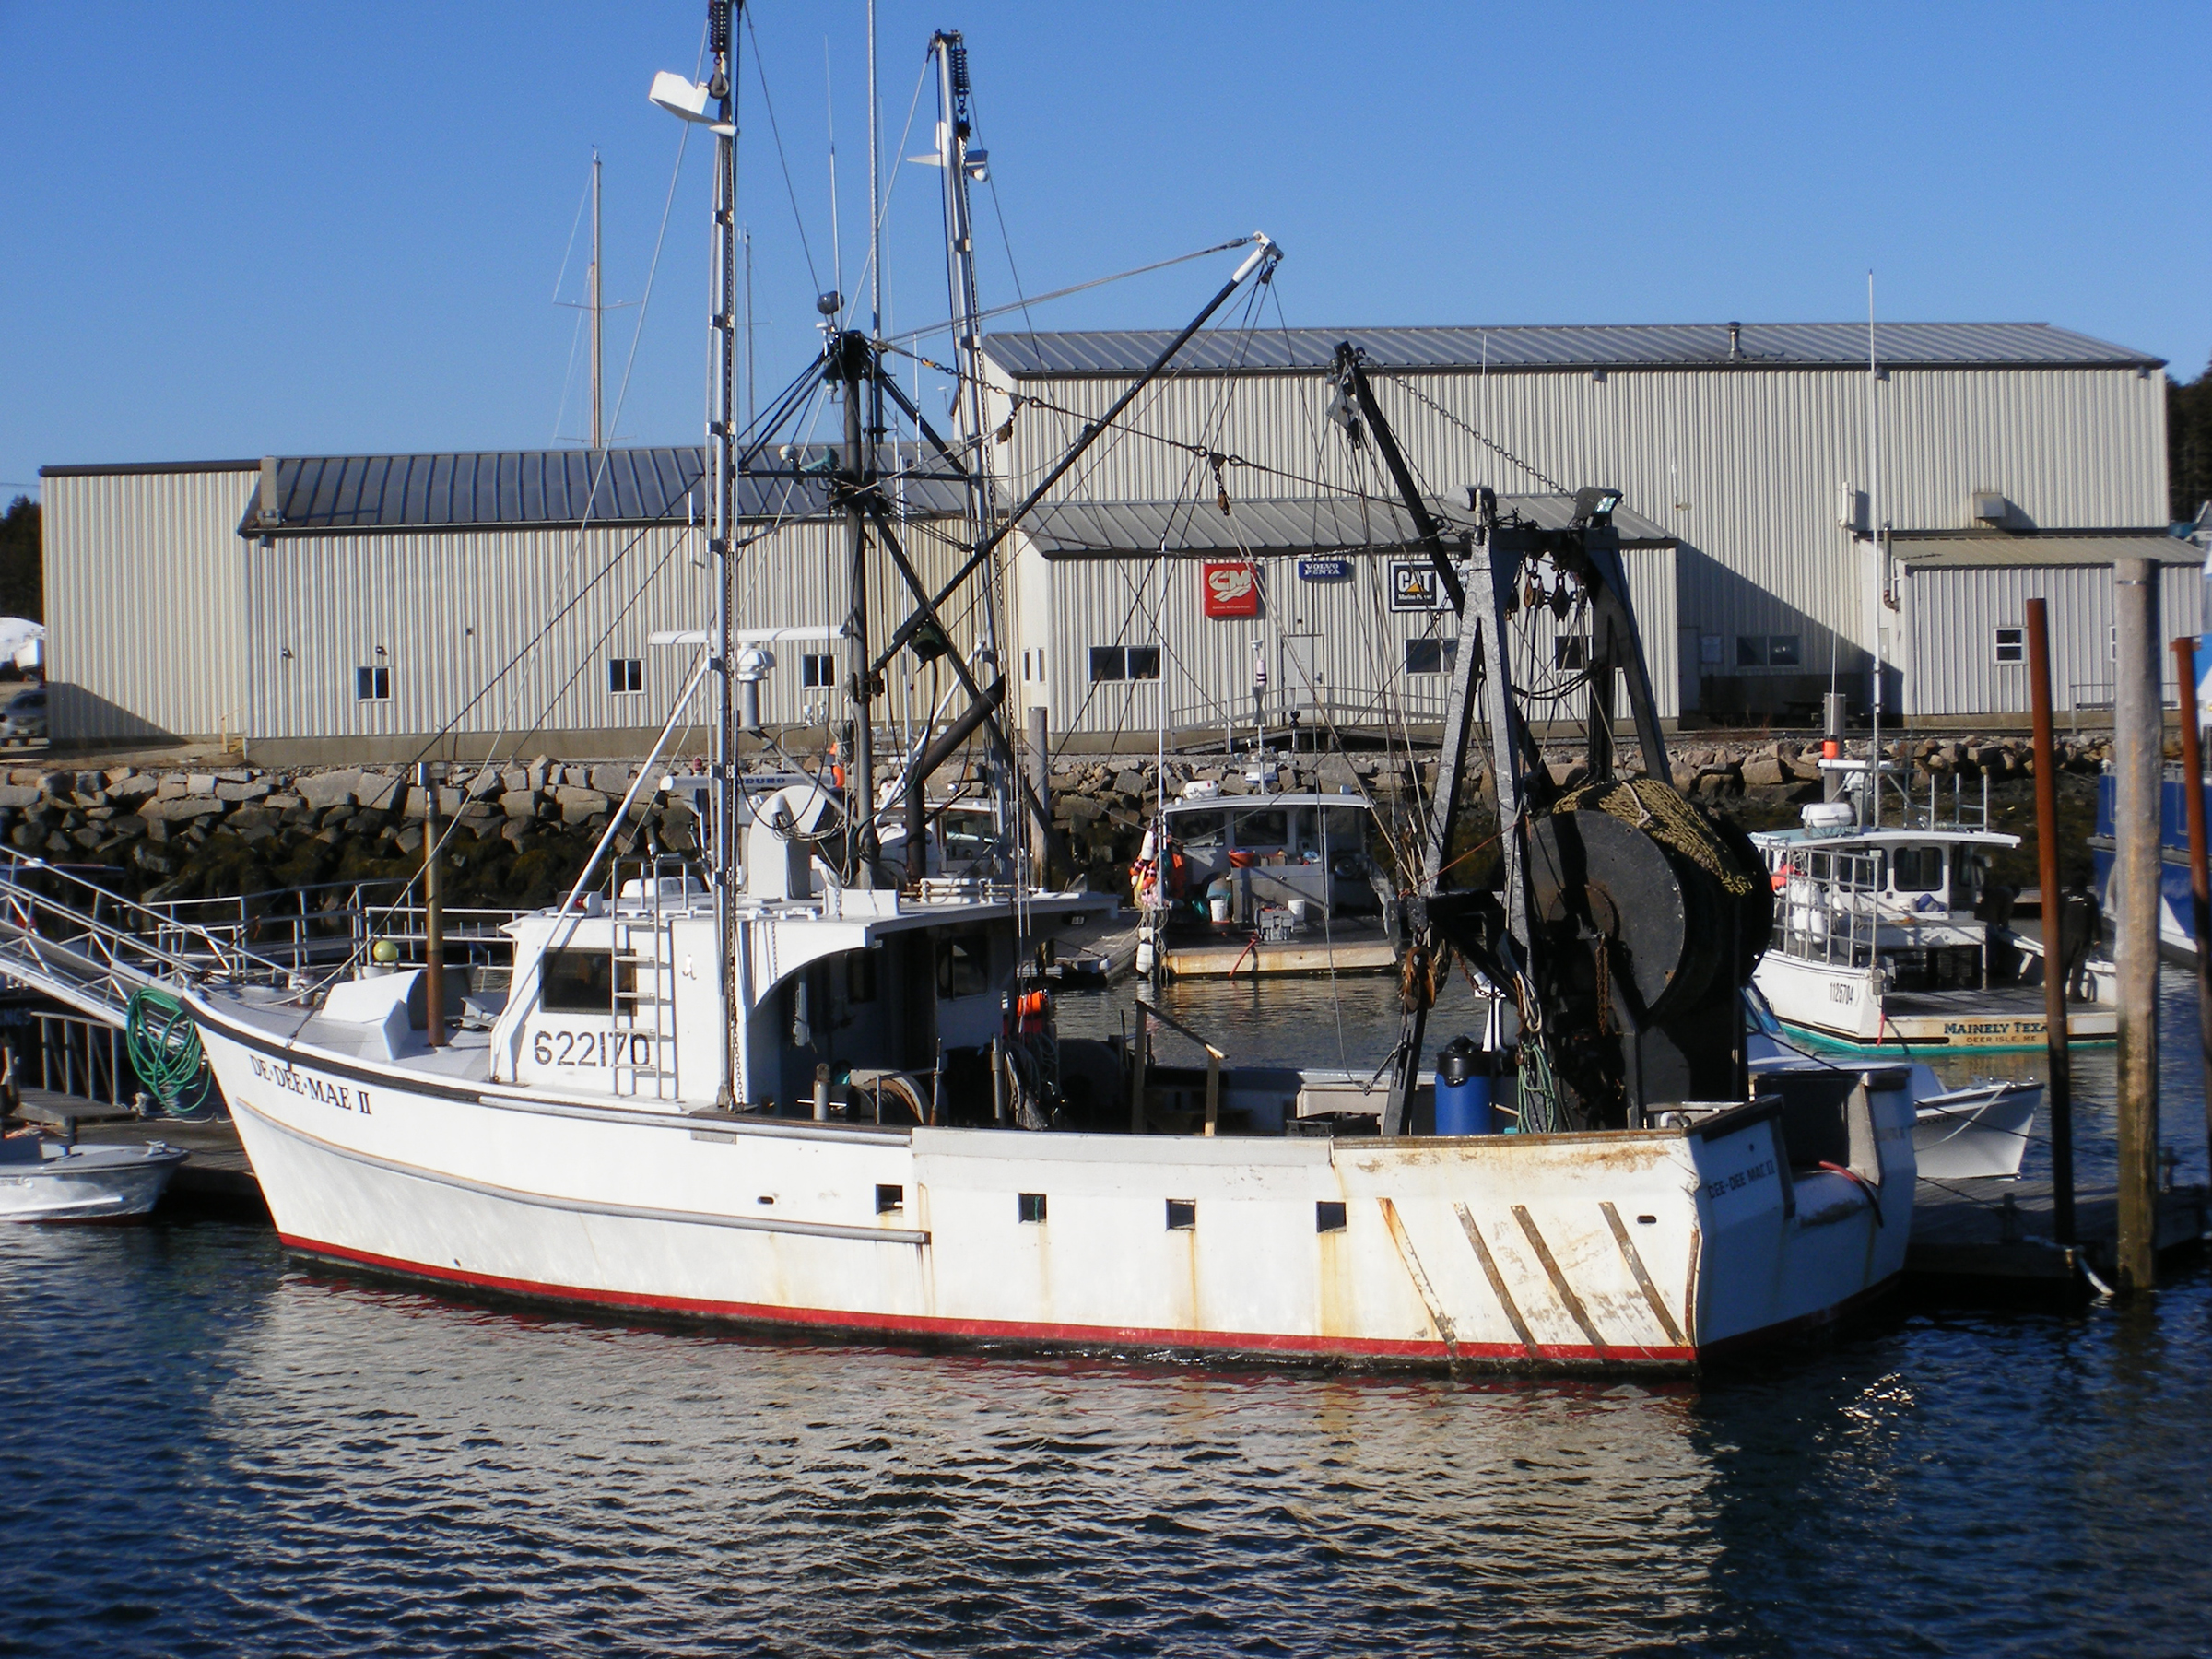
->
[4,977,2209,1655]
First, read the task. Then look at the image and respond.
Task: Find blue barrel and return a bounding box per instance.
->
[1434,1037,1494,1135]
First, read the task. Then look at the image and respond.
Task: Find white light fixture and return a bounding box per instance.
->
[648,70,713,123]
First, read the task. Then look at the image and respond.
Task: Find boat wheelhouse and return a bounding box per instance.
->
[1751,809,2116,1053]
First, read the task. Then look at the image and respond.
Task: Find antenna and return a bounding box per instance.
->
[825,40,841,319]
[589,149,604,451]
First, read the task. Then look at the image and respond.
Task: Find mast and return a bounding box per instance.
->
[1865,276,1884,829]
[931,30,1011,840]
[709,0,741,1097]
[841,330,879,883]
[867,0,884,457]
[589,148,604,452]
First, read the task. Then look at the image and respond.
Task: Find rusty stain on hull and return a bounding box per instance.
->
[1452,1202,1537,1359]
[1600,1199,1687,1347]
[1512,1204,1611,1359]
[1376,1195,1459,1359]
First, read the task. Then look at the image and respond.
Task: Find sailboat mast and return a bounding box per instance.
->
[589,149,604,452]
[841,331,878,883]
[867,0,884,452]
[1866,274,1883,830]
[708,0,741,1098]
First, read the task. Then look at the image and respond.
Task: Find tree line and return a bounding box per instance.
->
[0,498,40,622]
[2173,359,2212,524]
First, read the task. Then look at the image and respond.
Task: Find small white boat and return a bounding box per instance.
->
[0,1131,188,1221]
[1746,989,2038,1180]
[1751,801,2116,1053]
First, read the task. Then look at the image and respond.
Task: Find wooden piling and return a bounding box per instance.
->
[2174,634,2212,1182]
[2025,599,2075,1242]
[2111,559,2161,1289]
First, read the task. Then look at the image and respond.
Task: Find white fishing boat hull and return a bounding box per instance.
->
[198,1006,1914,1371]
[0,1140,188,1222]
[1912,1083,2040,1181]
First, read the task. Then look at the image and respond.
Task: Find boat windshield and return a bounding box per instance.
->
[1290,806,1368,855]
[1172,808,1227,850]
[1888,846,1945,894]
[1229,806,1288,850]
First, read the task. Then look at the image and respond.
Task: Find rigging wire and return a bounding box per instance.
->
[745,6,825,297]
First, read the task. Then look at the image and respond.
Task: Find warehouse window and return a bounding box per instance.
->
[1735,635,1802,670]
[355,665,391,701]
[608,657,643,695]
[1089,647,1125,681]
[1993,627,2026,665]
[1405,638,1459,676]
[1554,635,1588,670]
[800,653,836,688]
[1125,646,1161,680]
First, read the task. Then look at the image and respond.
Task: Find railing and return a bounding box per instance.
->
[0,852,300,1021]
[2,1009,138,1109]
[1771,844,1880,970]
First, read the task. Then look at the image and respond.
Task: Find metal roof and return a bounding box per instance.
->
[1017,494,1674,558]
[235,446,971,535]
[1898,530,2201,570]
[982,323,2163,377]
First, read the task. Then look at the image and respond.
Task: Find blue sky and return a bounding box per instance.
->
[4,1,2206,499]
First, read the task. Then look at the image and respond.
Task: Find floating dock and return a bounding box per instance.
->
[1906,1174,2206,1295]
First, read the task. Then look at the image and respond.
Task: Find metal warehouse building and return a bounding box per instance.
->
[40,448,969,764]
[40,317,2184,758]
[981,321,2176,732]
[1005,493,1678,746]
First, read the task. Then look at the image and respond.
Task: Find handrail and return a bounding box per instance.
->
[1134,988,1228,1135]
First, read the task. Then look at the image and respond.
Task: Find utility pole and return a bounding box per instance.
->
[2026,599,2075,1242]
[2112,557,2162,1289]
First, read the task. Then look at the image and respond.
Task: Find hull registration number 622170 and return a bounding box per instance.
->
[532,1028,654,1069]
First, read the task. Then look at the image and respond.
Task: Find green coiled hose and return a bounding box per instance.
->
[124,986,214,1115]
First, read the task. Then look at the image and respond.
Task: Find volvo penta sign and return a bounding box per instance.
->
[1298,555,1353,582]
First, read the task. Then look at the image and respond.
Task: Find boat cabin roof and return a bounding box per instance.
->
[1161,791,1373,815]
[1751,825,2020,852]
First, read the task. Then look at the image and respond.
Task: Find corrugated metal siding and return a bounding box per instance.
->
[242,512,982,745]
[1903,562,2204,717]
[44,468,255,742]
[991,362,2166,687]
[1017,544,1677,738]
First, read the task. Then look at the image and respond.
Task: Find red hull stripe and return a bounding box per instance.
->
[280,1233,1701,1366]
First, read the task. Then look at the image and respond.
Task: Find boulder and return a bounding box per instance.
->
[297,769,362,810]
[0,784,38,809]
[1740,754,1788,788]
[589,763,635,796]
[215,781,272,802]
[500,790,540,819]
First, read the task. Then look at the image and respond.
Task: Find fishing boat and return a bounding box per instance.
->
[1744,988,2038,1180]
[1133,782,1398,978]
[2088,768,2209,964]
[163,3,1914,1371]
[0,1128,187,1221]
[1749,791,2116,1053]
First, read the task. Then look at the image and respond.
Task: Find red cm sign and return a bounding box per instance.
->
[1202,561,1259,618]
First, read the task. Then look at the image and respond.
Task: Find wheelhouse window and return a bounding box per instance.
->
[1888,846,1945,894]
[1230,806,1288,849]
[1172,808,1227,850]
[608,657,644,695]
[936,935,989,998]
[355,665,391,701]
[542,949,615,1014]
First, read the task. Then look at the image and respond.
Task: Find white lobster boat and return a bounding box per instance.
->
[172,5,1912,1371]
[1752,810,2117,1053]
